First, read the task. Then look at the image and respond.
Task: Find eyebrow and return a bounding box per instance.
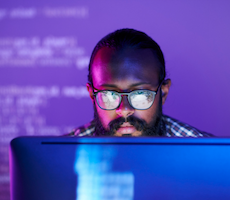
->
[100,82,153,88]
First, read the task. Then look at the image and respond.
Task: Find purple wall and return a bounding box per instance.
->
[1,0,230,199]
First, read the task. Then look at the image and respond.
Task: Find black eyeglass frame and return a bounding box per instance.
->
[91,81,163,110]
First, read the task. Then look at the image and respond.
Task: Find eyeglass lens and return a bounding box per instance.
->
[96,90,155,110]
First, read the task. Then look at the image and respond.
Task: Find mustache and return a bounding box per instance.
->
[108,116,148,133]
[93,100,165,136]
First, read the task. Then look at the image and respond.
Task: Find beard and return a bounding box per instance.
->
[93,95,166,137]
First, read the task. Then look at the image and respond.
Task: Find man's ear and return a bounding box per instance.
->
[161,79,171,105]
[86,83,94,102]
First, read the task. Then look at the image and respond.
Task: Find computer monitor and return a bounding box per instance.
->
[9,136,230,200]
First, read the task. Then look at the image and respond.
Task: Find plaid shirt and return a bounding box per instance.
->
[68,115,212,137]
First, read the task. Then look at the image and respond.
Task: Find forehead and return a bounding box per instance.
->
[91,47,162,88]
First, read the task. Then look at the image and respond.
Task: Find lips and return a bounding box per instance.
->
[116,122,137,134]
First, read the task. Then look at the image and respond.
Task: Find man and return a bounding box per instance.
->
[69,28,212,137]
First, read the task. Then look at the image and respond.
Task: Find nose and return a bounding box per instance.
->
[116,95,135,118]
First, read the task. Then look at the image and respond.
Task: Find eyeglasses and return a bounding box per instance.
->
[92,83,162,110]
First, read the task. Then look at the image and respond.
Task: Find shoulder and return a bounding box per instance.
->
[67,120,96,137]
[162,115,213,137]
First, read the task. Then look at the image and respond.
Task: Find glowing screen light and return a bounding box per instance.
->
[74,145,134,200]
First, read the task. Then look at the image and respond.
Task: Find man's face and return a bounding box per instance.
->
[87,47,170,136]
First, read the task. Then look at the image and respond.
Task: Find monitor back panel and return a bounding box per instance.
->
[9,137,230,200]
